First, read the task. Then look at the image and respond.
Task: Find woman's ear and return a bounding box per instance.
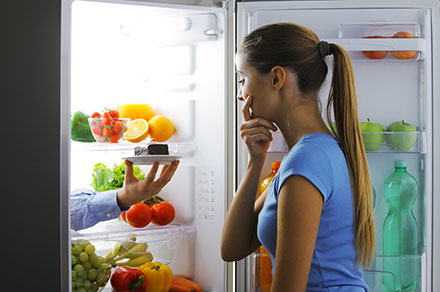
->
[271,66,287,90]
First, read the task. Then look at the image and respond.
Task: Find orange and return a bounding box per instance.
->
[148,115,175,142]
[117,104,155,121]
[124,119,149,143]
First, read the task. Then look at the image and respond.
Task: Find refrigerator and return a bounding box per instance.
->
[3,0,439,291]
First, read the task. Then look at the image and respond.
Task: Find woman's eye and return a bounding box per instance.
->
[238,79,245,85]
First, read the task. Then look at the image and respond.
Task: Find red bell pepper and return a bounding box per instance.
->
[111,266,146,292]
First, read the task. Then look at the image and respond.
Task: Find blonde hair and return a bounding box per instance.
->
[241,22,375,267]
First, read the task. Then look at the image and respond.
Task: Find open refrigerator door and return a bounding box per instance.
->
[237,1,438,292]
[68,0,234,291]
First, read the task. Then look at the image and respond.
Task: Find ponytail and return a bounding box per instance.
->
[326,44,376,268]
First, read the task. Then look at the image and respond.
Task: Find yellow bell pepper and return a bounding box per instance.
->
[139,261,173,292]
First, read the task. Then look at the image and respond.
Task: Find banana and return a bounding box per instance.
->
[114,240,137,258]
[113,242,149,262]
[115,252,153,267]
[106,241,122,260]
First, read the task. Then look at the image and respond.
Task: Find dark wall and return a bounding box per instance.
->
[0,0,62,290]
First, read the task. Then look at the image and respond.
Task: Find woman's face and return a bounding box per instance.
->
[235,50,275,121]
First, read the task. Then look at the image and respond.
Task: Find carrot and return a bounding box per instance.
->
[169,281,192,292]
[173,275,203,292]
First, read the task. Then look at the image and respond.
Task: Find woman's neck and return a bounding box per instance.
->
[275,99,330,149]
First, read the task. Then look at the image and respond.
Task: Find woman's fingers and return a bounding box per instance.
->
[242,95,253,122]
[240,117,277,132]
[242,132,273,146]
[240,126,273,141]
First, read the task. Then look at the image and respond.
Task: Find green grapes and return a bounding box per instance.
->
[71,242,110,292]
[79,252,89,263]
[84,244,96,255]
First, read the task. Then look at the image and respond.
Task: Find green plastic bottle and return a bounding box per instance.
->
[382,160,419,292]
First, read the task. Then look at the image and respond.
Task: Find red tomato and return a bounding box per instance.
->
[362,35,388,59]
[108,110,120,119]
[150,201,175,226]
[120,211,127,223]
[126,202,152,228]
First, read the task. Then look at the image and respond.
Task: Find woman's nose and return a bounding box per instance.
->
[236,89,244,101]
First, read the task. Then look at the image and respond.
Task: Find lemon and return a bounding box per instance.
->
[124,119,149,143]
[148,115,175,142]
[117,104,155,121]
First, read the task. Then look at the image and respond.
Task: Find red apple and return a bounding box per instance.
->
[390,31,417,60]
[362,35,388,60]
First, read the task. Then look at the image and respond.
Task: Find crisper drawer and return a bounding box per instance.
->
[71,221,196,291]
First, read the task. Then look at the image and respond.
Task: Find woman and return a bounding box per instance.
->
[221,22,375,291]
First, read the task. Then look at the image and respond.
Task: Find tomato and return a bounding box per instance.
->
[150,201,175,226]
[126,202,152,228]
[108,109,120,119]
[120,211,127,223]
[362,35,388,60]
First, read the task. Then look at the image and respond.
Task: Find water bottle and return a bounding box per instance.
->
[382,160,419,292]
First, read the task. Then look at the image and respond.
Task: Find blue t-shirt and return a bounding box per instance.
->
[257,133,368,292]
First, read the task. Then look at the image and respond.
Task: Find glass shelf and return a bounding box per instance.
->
[72,220,196,263]
[71,140,197,156]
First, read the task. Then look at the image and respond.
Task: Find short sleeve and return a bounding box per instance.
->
[277,143,334,204]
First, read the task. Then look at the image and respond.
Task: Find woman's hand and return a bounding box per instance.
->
[117,160,179,210]
[240,95,277,165]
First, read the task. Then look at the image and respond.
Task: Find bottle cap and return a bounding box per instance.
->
[272,161,281,170]
[395,160,406,168]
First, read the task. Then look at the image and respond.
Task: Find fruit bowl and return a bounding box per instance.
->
[89,118,130,143]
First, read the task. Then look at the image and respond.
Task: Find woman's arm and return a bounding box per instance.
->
[271,175,324,292]
[221,159,264,261]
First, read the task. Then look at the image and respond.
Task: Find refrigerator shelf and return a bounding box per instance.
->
[364,251,426,292]
[362,131,426,154]
[327,38,426,60]
[71,141,197,156]
[266,131,426,154]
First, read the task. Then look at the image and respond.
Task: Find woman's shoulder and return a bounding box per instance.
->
[284,133,340,165]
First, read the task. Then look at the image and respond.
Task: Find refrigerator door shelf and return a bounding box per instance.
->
[339,22,421,38]
[364,251,426,292]
[327,38,426,60]
[362,131,426,154]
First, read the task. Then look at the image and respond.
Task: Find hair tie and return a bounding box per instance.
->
[318,41,331,58]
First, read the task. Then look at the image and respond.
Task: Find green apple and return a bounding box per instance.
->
[385,120,417,151]
[359,119,385,151]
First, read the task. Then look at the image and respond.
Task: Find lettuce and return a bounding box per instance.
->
[91,162,145,192]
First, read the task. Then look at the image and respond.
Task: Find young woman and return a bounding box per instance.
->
[221,22,375,291]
